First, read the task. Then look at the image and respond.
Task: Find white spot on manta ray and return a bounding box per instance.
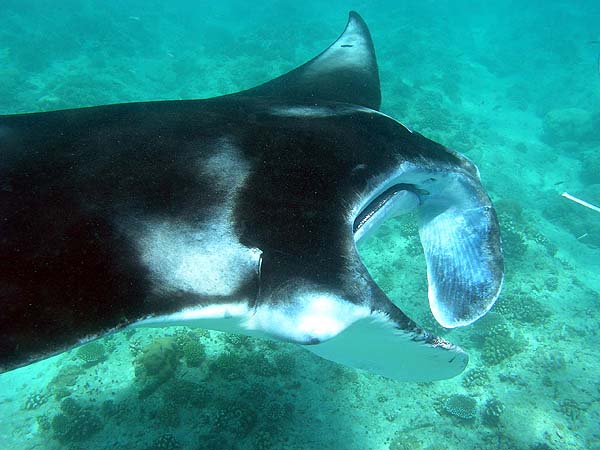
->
[135,137,261,297]
[138,223,260,296]
[270,104,374,118]
[245,293,370,343]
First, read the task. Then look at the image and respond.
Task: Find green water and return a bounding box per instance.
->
[1,1,599,449]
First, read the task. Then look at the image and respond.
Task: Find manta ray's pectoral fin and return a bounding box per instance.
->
[417,166,504,329]
[304,305,468,382]
[247,251,467,381]
[236,11,381,110]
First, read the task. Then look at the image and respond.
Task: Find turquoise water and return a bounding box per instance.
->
[1,1,599,449]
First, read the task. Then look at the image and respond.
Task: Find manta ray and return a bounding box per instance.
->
[0,12,503,381]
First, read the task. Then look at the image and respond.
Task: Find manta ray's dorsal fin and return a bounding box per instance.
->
[237,11,381,110]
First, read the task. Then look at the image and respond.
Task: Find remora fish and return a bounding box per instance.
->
[0,12,503,381]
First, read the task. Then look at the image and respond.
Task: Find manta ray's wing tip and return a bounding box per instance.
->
[304,311,468,382]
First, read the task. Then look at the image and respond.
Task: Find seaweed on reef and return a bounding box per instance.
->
[134,337,181,398]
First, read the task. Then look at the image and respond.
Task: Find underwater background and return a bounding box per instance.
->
[1,0,599,449]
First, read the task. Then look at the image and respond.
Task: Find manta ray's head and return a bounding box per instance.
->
[228,12,503,380]
[234,11,503,329]
[349,126,503,329]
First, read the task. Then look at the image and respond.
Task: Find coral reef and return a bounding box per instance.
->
[481,322,526,365]
[542,188,600,248]
[496,209,528,260]
[23,392,49,410]
[51,398,102,445]
[532,349,567,372]
[387,431,423,450]
[263,401,294,423]
[134,337,181,398]
[461,368,490,389]
[162,379,208,408]
[482,397,505,426]
[250,353,277,377]
[541,107,599,146]
[252,429,275,450]
[148,433,181,450]
[173,330,206,368]
[100,399,130,421]
[442,394,477,420]
[558,398,588,424]
[36,414,51,433]
[48,364,83,400]
[209,351,247,381]
[155,398,181,427]
[212,401,258,437]
[75,341,107,367]
[272,351,297,375]
[223,333,253,350]
[493,291,552,325]
[470,311,527,365]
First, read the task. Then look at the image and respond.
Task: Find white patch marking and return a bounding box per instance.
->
[270,104,375,118]
[139,223,260,296]
[136,302,250,325]
[135,137,261,297]
[245,293,370,343]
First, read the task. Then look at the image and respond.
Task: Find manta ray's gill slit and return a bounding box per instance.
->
[353,183,416,234]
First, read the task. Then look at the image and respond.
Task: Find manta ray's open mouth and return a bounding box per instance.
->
[353,183,421,241]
